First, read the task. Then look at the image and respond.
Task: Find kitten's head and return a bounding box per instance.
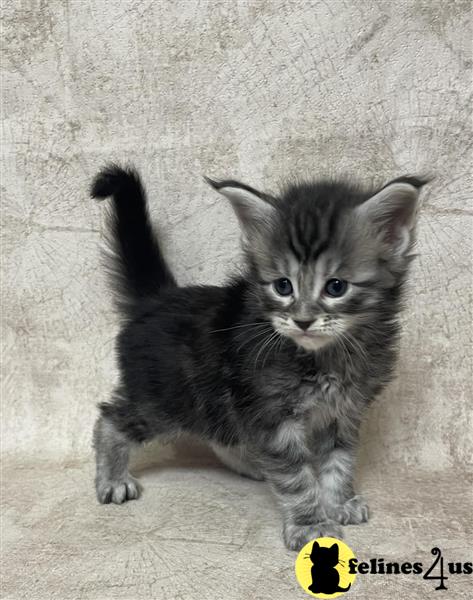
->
[207,175,428,352]
[309,541,339,566]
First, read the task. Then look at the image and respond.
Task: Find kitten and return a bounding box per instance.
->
[307,541,351,594]
[91,165,427,551]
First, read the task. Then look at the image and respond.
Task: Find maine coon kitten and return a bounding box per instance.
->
[91,165,427,551]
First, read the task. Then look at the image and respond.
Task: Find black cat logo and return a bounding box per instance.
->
[306,541,352,595]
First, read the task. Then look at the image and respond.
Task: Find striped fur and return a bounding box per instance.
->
[92,166,428,551]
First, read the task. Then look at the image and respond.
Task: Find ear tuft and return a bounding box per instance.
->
[380,174,433,190]
[203,175,220,190]
[206,178,276,235]
[357,175,429,256]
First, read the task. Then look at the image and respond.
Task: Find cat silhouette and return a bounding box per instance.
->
[307,541,351,594]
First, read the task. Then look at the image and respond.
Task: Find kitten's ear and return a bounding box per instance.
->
[330,543,339,554]
[204,177,276,236]
[356,176,429,256]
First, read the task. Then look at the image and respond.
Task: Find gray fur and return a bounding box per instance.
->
[94,417,141,504]
[91,166,428,551]
[211,443,265,481]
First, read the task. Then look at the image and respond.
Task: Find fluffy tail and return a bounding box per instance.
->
[91,164,176,317]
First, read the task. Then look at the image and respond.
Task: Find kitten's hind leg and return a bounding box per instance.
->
[93,415,141,504]
[211,443,264,481]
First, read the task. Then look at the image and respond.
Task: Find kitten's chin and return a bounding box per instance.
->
[290,333,332,352]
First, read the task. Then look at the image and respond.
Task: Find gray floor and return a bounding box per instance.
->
[2,440,472,600]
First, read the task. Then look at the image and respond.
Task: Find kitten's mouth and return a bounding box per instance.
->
[290,331,331,351]
[292,330,326,339]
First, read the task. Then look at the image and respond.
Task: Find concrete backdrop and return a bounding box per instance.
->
[2,1,472,599]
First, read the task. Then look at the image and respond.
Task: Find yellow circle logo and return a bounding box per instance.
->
[295,537,357,598]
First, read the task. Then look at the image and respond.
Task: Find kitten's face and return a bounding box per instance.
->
[254,224,383,352]
[209,176,425,352]
[259,253,362,352]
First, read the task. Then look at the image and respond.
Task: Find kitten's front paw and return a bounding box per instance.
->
[96,476,141,504]
[330,495,370,525]
[283,521,343,552]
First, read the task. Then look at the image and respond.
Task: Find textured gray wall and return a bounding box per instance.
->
[2,0,472,475]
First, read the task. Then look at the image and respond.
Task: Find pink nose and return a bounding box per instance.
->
[294,320,314,331]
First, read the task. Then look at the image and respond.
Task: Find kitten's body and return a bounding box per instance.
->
[92,165,426,551]
[108,281,393,446]
[308,541,351,594]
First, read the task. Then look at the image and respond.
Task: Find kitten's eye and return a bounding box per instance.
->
[324,279,348,297]
[273,278,293,296]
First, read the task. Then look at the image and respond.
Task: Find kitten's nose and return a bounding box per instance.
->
[294,319,314,331]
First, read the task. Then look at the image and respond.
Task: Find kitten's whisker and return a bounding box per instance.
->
[236,327,272,354]
[335,333,355,373]
[336,330,369,373]
[234,324,272,340]
[343,332,370,368]
[247,333,270,370]
[208,322,268,334]
[260,333,277,371]
[253,331,279,372]
[262,331,282,371]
